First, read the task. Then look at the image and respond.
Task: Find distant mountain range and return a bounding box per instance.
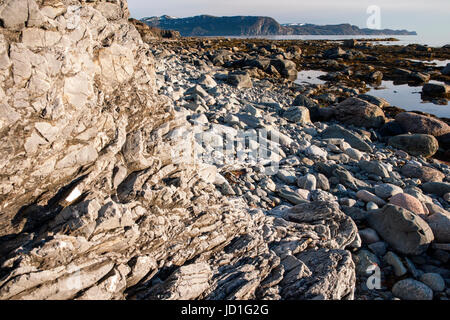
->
[141,15,417,37]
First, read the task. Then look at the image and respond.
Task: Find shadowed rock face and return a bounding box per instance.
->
[0,0,358,300]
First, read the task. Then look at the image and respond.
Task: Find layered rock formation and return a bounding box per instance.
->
[0,0,358,300]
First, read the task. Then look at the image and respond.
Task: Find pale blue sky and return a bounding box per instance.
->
[127,0,450,41]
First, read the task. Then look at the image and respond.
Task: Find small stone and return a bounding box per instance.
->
[283,106,311,124]
[259,178,277,192]
[359,228,380,245]
[374,183,403,200]
[197,74,217,89]
[305,145,327,159]
[297,174,317,191]
[356,190,386,206]
[444,193,450,203]
[368,242,388,257]
[366,202,379,211]
[424,206,450,243]
[384,251,407,277]
[404,257,423,279]
[419,273,446,292]
[316,173,330,191]
[340,197,356,207]
[276,169,297,185]
[353,250,380,276]
[392,279,433,300]
[344,148,363,161]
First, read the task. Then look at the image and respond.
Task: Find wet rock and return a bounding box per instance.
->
[343,39,358,48]
[422,83,450,98]
[442,63,450,76]
[367,71,383,83]
[388,134,439,157]
[392,279,433,300]
[367,205,434,256]
[359,160,390,179]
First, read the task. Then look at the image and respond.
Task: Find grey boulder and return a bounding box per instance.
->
[367,205,434,256]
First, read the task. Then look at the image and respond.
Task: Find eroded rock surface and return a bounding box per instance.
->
[0,0,358,301]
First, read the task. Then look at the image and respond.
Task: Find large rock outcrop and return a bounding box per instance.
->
[0,0,358,300]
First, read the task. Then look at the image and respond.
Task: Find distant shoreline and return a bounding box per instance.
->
[142,15,417,37]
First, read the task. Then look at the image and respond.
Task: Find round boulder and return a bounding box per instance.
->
[388,134,439,157]
[367,204,434,256]
[389,193,426,215]
[392,279,433,300]
[395,112,450,138]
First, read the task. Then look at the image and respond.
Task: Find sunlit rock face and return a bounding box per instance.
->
[0,0,357,300]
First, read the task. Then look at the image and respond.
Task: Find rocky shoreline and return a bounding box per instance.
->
[0,0,449,301]
[147,37,450,300]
